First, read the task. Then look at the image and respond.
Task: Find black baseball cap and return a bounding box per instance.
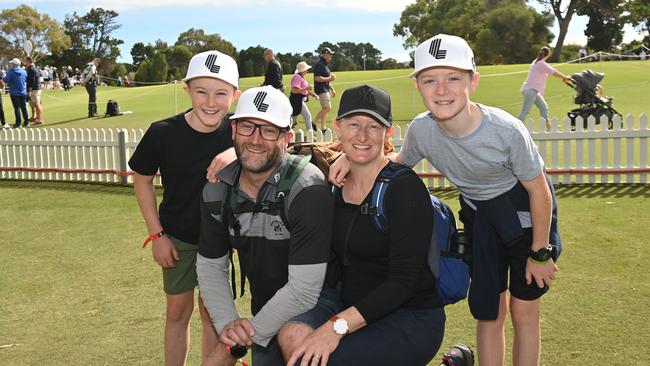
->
[321,47,334,54]
[336,85,392,127]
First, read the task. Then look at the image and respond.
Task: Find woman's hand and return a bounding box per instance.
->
[287,324,342,366]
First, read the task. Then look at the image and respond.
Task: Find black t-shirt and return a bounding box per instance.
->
[26,65,41,91]
[128,111,234,244]
[313,58,330,94]
[330,165,442,324]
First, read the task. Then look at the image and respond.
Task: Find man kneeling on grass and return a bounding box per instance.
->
[197,86,333,366]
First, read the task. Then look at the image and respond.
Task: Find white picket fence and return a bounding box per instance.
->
[1,114,648,187]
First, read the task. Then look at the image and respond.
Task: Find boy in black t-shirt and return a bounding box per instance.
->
[129,50,241,366]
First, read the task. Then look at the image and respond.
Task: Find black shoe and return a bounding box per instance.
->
[311,123,318,131]
[440,343,474,366]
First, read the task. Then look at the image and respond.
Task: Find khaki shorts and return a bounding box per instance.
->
[318,92,331,109]
[29,89,42,107]
[162,235,199,295]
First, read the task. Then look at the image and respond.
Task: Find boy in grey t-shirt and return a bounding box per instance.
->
[331,34,560,366]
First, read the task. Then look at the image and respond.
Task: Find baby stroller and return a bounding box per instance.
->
[566,69,622,130]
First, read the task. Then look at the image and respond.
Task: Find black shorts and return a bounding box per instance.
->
[459,195,550,320]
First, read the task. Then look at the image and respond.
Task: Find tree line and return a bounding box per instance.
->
[1,2,647,85]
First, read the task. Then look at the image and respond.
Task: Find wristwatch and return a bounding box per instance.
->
[330,315,349,336]
[529,244,553,263]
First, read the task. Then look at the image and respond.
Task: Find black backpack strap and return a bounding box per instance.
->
[221,184,245,299]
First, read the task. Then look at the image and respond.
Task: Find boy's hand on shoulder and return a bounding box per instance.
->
[207,147,237,183]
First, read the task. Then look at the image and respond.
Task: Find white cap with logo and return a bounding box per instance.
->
[410,34,476,78]
[183,50,239,88]
[230,86,292,128]
[9,58,21,67]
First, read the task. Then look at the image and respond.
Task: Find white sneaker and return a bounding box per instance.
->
[2,124,9,129]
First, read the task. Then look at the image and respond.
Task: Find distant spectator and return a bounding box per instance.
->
[289,61,318,131]
[25,57,44,125]
[2,58,29,128]
[60,66,72,91]
[0,78,7,128]
[52,66,60,90]
[262,48,284,91]
[518,47,571,131]
[41,66,51,90]
[313,47,337,132]
[81,58,101,117]
[640,50,647,61]
[579,48,587,62]
[124,75,130,87]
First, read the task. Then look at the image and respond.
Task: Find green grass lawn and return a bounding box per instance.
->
[2,60,648,130]
[0,181,648,365]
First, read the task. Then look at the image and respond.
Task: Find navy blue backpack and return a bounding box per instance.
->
[333,163,471,305]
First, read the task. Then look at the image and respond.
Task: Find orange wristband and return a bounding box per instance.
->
[142,231,165,248]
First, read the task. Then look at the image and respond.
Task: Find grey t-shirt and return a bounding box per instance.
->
[399,104,544,201]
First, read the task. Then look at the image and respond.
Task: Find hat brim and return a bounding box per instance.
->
[229,112,290,129]
[294,66,311,74]
[409,63,475,78]
[336,109,392,128]
[182,73,238,88]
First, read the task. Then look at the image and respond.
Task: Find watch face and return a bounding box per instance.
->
[333,318,348,335]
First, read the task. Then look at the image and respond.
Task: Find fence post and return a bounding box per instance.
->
[118,130,128,185]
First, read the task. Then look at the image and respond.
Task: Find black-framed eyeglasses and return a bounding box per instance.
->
[236,120,286,141]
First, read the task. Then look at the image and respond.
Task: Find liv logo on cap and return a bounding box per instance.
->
[253,91,269,112]
[205,54,221,73]
[429,38,447,60]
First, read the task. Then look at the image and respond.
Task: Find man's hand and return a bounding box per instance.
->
[330,89,336,98]
[328,153,349,187]
[206,147,237,183]
[329,74,336,82]
[219,318,255,347]
[152,235,179,268]
[526,258,558,288]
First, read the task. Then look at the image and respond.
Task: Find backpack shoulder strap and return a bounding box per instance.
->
[274,154,310,228]
[220,184,245,299]
[366,162,415,232]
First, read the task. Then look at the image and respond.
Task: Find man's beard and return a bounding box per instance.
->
[235,140,283,174]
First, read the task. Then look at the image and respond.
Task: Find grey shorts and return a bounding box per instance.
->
[29,89,42,107]
[318,92,331,109]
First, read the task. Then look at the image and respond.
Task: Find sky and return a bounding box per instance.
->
[4,0,646,64]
